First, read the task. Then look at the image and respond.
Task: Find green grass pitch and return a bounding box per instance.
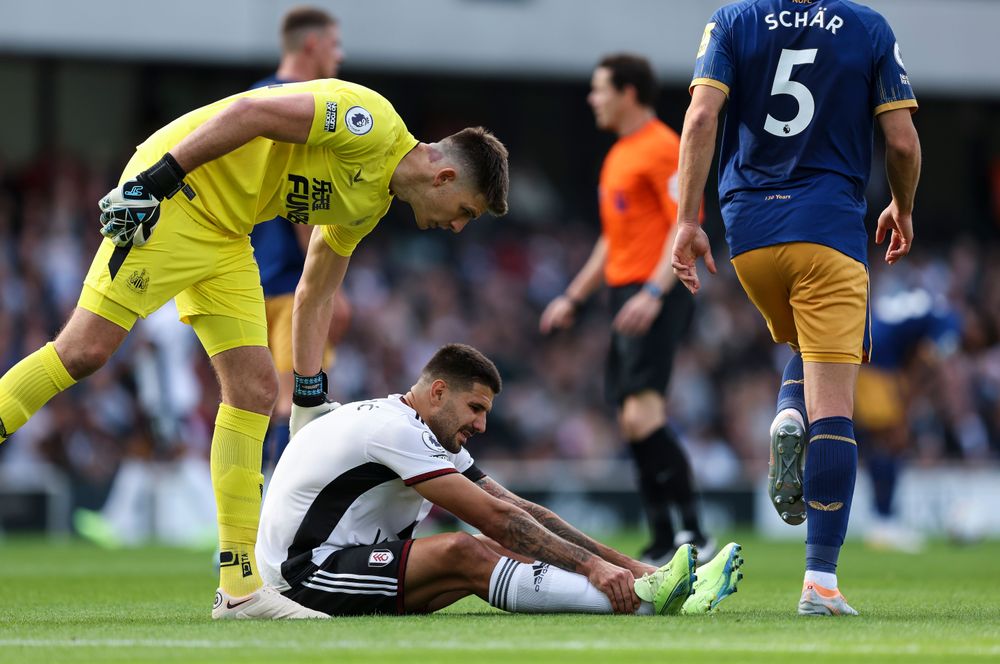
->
[1,531,998,664]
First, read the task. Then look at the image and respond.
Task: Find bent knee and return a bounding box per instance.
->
[242,368,279,413]
[441,532,495,574]
[219,364,279,414]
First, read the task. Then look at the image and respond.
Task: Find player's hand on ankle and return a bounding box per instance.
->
[290,370,341,437]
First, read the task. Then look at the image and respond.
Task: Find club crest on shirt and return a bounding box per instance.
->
[126,269,150,294]
[368,549,394,567]
[346,106,374,135]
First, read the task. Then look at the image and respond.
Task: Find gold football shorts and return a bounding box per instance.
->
[263,294,334,373]
[731,242,870,364]
[854,367,905,430]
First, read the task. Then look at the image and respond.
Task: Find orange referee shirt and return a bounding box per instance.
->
[598,118,680,287]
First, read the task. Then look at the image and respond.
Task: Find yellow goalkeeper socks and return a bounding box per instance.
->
[0,343,76,442]
[211,403,269,597]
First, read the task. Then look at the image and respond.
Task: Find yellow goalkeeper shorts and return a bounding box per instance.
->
[80,201,267,355]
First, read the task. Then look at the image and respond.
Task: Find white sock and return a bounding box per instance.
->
[804,570,838,589]
[770,408,805,437]
[488,557,651,614]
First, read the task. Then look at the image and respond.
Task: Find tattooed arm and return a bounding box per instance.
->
[476,475,655,577]
[414,472,638,613]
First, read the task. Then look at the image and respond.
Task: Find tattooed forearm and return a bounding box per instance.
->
[477,476,640,571]
[531,510,602,553]
[501,509,593,574]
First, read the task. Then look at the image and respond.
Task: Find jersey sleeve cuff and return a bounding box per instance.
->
[874,99,918,116]
[403,467,458,486]
[689,77,730,97]
[321,225,358,257]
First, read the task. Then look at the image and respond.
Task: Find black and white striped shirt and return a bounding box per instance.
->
[257,395,480,590]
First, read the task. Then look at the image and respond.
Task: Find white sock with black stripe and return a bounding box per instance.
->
[488,557,522,611]
[488,557,638,614]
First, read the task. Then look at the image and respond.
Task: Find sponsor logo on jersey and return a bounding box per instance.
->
[125,268,150,294]
[532,562,550,591]
[697,22,715,58]
[368,549,394,567]
[0,416,7,439]
[894,42,907,70]
[285,174,334,223]
[353,167,363,184]
[346,106,374,135]
[324,101,338,133]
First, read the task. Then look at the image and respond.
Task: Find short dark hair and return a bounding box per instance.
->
[442,127,510,217]
[281,6,337,52]
[420,343,502,395]
[597,53,657,106]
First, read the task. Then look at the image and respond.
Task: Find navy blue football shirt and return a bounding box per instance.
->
[692,0,917,264]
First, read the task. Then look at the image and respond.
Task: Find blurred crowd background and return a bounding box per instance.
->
[1,1,998,539]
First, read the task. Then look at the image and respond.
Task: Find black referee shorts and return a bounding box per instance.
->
[282,539,414,616]
[605,282,694,406]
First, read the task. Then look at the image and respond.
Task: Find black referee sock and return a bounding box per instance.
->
[630,427,704,543]
[629,430,674,548]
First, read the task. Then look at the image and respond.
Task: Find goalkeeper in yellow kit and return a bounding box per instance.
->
[0,78,509,619]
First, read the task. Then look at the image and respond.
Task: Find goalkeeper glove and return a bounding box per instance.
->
[290,370,341,437]
[99,153,186,248]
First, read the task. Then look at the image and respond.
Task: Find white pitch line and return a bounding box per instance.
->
[0,639,998,656]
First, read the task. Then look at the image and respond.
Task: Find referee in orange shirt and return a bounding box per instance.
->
[541,54,711,564]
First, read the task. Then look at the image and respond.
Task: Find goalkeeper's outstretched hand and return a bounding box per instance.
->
[99,180,162,248]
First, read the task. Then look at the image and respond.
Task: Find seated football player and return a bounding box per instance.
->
[254,343,744,617]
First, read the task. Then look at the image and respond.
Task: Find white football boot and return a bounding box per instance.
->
[212,586,328,620]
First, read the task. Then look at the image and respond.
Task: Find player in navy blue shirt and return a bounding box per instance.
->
[248,7,350,469]
[672,0,922,616]
[855,289,961,553]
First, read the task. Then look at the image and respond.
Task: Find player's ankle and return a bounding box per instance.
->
[770,408,804,436]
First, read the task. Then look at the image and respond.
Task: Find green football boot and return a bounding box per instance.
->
[681,542,744,614]
[634,543,696,615]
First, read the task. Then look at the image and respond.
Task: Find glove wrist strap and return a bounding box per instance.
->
[293,370,328,407]
[138,152,186,200]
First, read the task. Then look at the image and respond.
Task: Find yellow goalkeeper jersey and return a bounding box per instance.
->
[127,79,418,257]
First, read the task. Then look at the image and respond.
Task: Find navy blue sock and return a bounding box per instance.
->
[262,420,291,470]
[867,449,899,518]
[804,416,858,573]
[776,353,807,425]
